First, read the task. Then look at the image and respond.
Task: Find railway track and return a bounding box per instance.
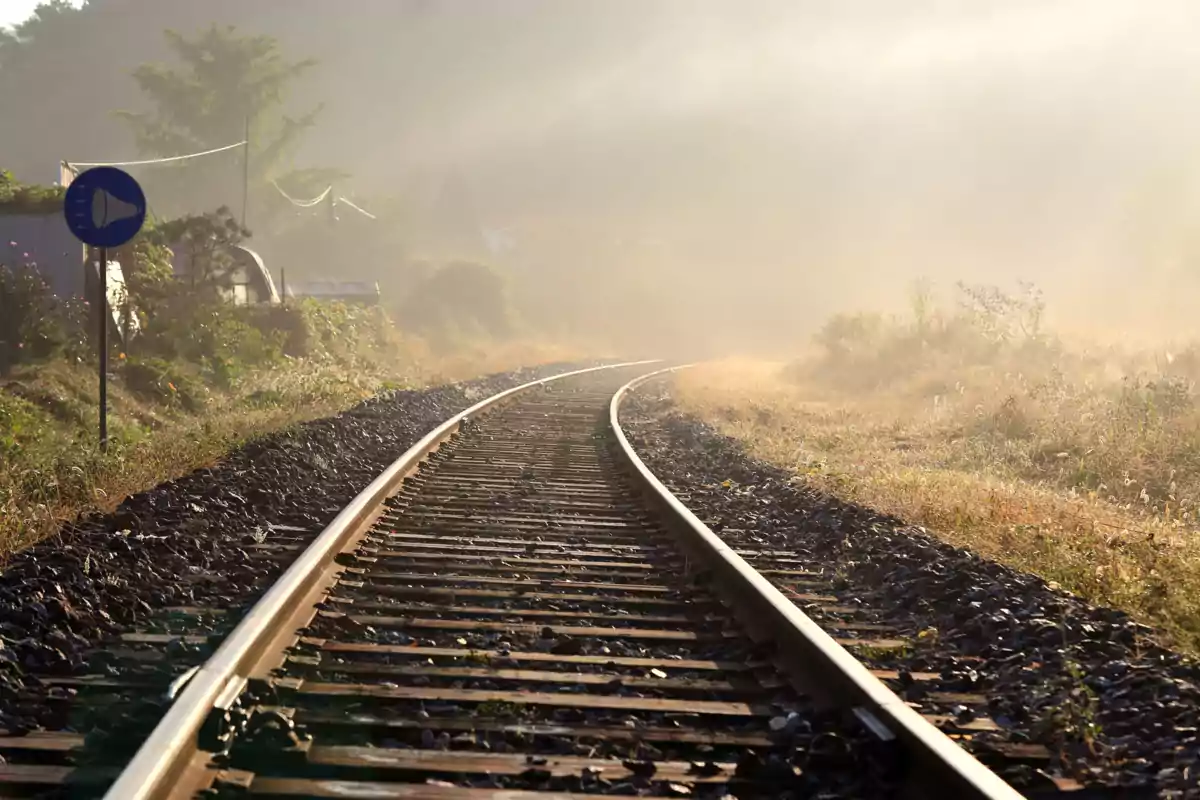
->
[0,363,1040,798]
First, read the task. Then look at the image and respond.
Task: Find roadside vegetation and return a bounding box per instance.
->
[0,193,578,557]
[0,22,586,556]
[675,282,1200,653]
[0,254,575,555]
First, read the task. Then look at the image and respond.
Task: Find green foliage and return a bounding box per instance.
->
[812,312,885,361]
[120,25,320,159]
[116,25,329,220]
[0,263,88,376]
[803,281,1056,392]
[134,299,285,386]
[249,305,310,357]
[399,261,515,345]
[119,357,205,411]
[0,393,43,461]
[142,206,250,297]
[1034,658,1102,758]
[0,1,80,71]
[117,226,177,316]
[0,169,65,214]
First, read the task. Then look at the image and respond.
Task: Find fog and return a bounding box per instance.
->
[350,0,1200,352]
[9,0,1200,354]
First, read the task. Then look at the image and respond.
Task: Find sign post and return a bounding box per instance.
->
[62,167,147,453]
[98,246,108,448]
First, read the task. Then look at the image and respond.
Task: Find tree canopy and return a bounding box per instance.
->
[118,26,320,171]
[116,25,340,223]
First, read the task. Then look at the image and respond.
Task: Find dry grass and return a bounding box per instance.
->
[0,337,583,556]
[674,353,1200,655]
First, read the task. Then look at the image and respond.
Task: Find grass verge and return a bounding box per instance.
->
[673,301,1200,655]
[0,336,580,557]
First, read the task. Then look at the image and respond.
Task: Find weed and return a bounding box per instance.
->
[674,283,1200,653]
[854,642,912,661]
[1034,659,1102,760]
[476,700,522,717]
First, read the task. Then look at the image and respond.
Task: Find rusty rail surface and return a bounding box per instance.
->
[76,361,1036,800]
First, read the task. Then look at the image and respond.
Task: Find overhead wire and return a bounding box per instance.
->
[335,196,377,220]
[66,140,248,170]
[63,138,379,220]
[271,180,378,220]
[270,180,333,208]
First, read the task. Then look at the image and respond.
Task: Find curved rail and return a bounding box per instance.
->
[608,365,1025,800]
[104,360,658,800]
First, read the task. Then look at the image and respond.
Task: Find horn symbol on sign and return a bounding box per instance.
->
[91,189,140,229]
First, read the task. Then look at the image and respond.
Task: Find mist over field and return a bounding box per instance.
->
[5,0,1200,353]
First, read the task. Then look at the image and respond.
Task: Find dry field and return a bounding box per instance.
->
[673,287,1200,653]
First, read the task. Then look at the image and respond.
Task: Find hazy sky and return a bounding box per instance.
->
[6,0,1200,345]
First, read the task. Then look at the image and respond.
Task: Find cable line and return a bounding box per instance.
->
[66,140,248,170]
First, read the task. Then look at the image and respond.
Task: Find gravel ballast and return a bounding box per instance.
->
[0,363,597,734]
[621,380,1199,798]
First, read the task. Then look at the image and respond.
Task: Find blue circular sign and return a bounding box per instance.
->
[63,166,147,248]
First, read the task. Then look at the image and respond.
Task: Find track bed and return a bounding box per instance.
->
[0,365,1033,799]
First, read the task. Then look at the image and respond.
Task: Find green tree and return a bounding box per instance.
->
[0,1,82,71]
[399,261,516,344]
[117,25,339,220]
[120,25,318,161]
[144,207,249,295]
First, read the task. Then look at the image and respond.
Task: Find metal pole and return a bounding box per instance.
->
[241,116,251,228]
[98,247,108,453]
[280,267,287,307]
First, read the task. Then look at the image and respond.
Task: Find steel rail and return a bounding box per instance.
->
[609,364,1026,800]
[104,360,658,800]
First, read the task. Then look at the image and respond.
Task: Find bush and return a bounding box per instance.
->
[296,298,400,361]
[120,356,205,411]
[0,263,89,376]
[133,285,286,375]
[398,261,515,344]
[800,281,1057,392]
[0,170,65,215]
[246,305,310,357]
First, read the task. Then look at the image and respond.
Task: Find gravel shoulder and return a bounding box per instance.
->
[622,379,1200,798]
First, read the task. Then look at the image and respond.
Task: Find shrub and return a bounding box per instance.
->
[245,305,310,357]
[120,356,205,411]
[813,312,887,361]
[297,298,399,360]
[398,261,515,343]
[0,263,89,376]
[133,285,286,374]
[142,207,250,297]
[801,281,1058,393]
[0,170,65,215]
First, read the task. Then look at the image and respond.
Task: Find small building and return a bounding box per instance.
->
[1,210,136,339]
[1,212,86,297]
[169,244,280,305]
[283,279,381,305]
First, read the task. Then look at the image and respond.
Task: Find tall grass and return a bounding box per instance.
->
[674,283,1200,652]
